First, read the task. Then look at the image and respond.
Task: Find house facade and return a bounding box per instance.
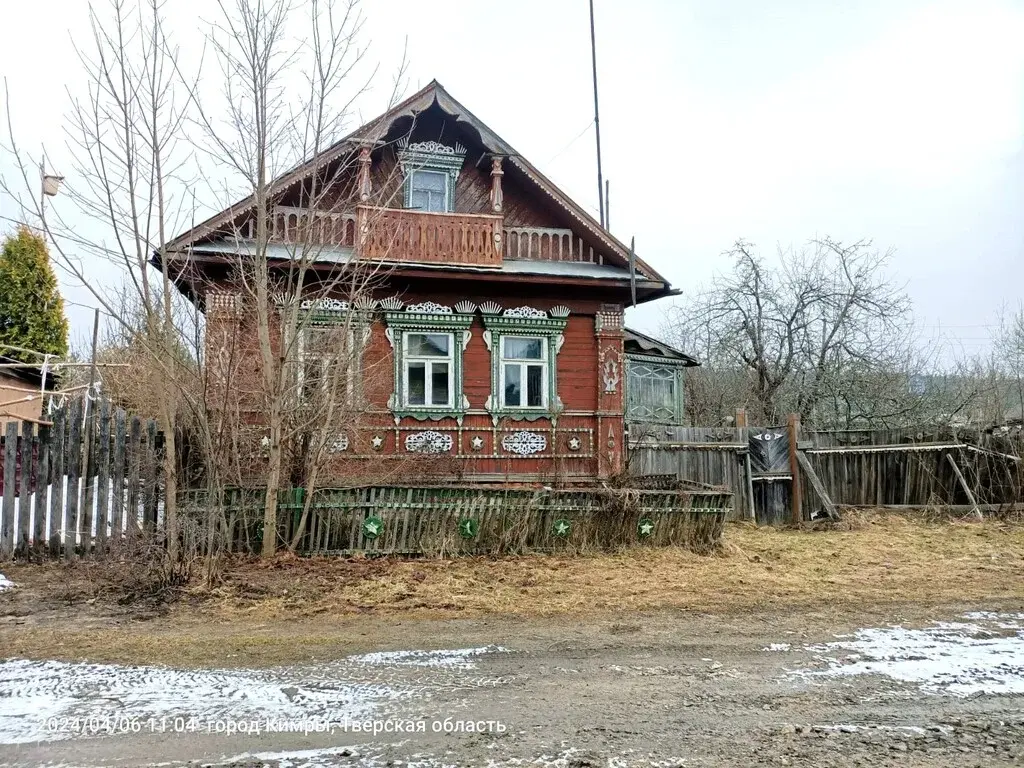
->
[162,81,693,486]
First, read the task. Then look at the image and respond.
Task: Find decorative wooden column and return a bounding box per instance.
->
[489,155,504,213]
[595,303,626,479]
[357,145,372,202]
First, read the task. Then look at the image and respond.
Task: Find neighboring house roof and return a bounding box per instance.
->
[0,356,59,390]
[624,328,700,366]
[163,79,671,295]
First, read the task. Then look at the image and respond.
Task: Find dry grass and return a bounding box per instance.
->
[2,512,1023,666]
[199,513,1024,619]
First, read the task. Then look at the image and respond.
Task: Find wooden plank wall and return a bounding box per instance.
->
[629,426,751,520]
[0,399,162,560]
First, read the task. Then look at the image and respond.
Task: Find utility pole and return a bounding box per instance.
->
[589,0,605,228]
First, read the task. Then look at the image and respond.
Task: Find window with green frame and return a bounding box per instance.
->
[626,358,685,424]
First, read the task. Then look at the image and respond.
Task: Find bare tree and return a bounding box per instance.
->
[1,0,200,560]
[190,0,407,555]
[668,238,929,427]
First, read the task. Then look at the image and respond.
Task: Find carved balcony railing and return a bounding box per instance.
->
[269,206,357,247]
[356,206,502,267]
[502,226,599,263]
[261,207,602,268]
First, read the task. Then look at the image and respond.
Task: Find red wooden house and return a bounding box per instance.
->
[162,81,695,487]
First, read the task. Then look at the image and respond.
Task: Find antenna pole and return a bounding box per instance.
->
[589,0,605,228]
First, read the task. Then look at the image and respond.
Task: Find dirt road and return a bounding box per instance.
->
[2,603,1023,767]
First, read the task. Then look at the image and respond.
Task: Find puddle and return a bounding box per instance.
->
[0,647,509,746]
[790,613,1024,696]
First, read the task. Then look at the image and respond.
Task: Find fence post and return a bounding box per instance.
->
[17,421,34,557]
[788,414,802,525]
[1,422,17,559]
[34,420,50,555]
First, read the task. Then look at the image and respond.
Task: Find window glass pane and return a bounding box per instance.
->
[503,337,543,360]
[431,362,450,406]
[504,363,521,407]
[411,170,447,212]
[407,333,449,357]
[408,362,426,405]
[410,190,431,211]
[413,170,446,191]
[526,364,544,407]
[627,362,678,421]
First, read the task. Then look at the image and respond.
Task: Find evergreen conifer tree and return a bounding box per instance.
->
[0,226,69,363]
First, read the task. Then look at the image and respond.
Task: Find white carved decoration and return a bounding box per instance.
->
[555,334,565,355]
[503,306,547,319]
[479,301,503,315]
[371,435,385,450]
[602,355,621,393]
[549,305,571,318]
[328,434,349,452]
[354,296,378,310]
[379,296,404,311]
[501,431,547,455]
[405,430,454,453]
[301,298,349,312]
[384,327,396,348]
[470,435,484,451]
[405,301,452,314]
[404,140,465,155]
[453,300,476,314]
[567,436,582,451]
[482,330,493,351]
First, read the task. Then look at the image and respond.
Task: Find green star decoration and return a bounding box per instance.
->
[362,516,384,539]
[552,519,572,538]
[637,518,655,537]
[457,518,479,539]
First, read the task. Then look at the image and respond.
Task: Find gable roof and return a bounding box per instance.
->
[165,80,670,287]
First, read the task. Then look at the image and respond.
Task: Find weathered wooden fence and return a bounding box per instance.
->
[0,399,163,560]
[630,424,1024,525]
[180,484,734,556]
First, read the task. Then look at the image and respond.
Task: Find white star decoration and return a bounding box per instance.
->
[555,521,570,535]
[365,521,380,535]
[470,436,484,451]
[567,437,581,451]
[639,521,654,535]
[371,435,384,449]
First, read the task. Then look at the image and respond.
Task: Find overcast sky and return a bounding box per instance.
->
[2,0,1023,360]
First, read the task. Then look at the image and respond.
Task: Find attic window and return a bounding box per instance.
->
[409,170,448,212]
[398,140,466,214]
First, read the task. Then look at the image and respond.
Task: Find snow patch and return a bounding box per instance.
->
[0,646,510,746]
[0,573,14,592]
[763,643,791,652]
[792,613,1024,696]
[349,645,508,669]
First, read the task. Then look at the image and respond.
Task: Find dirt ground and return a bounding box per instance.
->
[1,515,1023,767]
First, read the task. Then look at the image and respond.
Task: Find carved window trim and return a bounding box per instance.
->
[398,140,467,214]
[293,301,372,408]
[384,304,474,424]
[482,308,568,425]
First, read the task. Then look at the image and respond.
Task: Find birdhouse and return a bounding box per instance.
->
[42,175,64,197]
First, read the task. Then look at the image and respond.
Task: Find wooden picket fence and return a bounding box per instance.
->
[0,398,163,560]
[179,484,734,556]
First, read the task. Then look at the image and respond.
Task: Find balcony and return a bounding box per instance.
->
[268,206,599,268]
[356,205,502,267]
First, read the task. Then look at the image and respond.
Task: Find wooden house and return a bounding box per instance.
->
[161,81,694,487]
